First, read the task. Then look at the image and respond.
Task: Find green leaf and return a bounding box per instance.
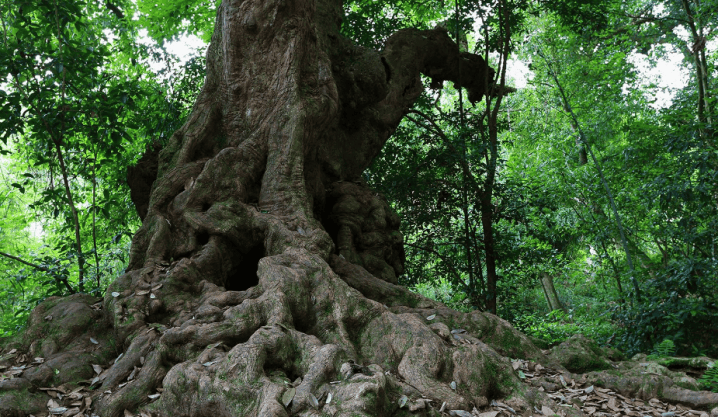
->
[10,183,25,193]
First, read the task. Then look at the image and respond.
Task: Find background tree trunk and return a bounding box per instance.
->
[540,273,566,314]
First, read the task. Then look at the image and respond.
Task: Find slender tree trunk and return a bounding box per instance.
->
[52,137,86,292]
[681,0,713,141]
[55,0,85,292]
[92,147,101,289]
[478,0,511,315]
[470,223,486,309]
[539,49,641,302]
[540,273,566,313]
[455,0,476,314]
[599,240,624,298]
[481,191,498,314]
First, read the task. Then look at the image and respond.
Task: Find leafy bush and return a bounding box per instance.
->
[513,310,575,346]
[698,363,718,393]
[411,278,473,312]
[613,258,718,358]
[647,339,676,360]
[513,309,616,348]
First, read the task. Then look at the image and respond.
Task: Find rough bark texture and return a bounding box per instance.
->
[2,1,717,416]
[127,142,162,221]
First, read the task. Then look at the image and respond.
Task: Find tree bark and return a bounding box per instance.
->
[0,1,574,416]
[540,273,566,313]
[681,0,713,141]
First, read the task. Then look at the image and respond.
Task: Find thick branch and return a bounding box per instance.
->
[327,27,496,180]
[105,2,124,19]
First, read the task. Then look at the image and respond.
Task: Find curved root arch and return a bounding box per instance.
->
[98,242,546,416]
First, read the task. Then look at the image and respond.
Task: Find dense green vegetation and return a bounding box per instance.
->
[1,0,716,363]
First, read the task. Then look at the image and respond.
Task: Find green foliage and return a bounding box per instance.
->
[0,0,715,365]
[514,310,574,346]
[698,363,718,393]
[0,0,206,335]
[613,261,718,358]
[514,306,616,348]
[534,0,619,34]
[136,0,219,43]
[411,278,473,312]
[647,339,676,360]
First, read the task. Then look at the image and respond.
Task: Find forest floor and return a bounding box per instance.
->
[2,295,718,417]
[2,347,717,417]
[513,359,717,417]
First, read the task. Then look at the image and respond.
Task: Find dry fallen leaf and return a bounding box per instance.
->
[282,387,295,407]
[542,405,555,415]
[448,410,472,417]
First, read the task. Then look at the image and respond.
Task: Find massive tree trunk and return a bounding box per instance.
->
[0,1,578,416]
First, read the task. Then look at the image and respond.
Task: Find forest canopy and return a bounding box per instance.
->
[0,0,716,361]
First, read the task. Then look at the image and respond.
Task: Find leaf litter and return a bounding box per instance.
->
[2,340,716,417]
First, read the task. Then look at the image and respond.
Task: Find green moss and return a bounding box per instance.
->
[362,391,378,408]
[674,379,698,390]
[233,398,258,416]
[6,388,39,410]
[51,363,91,386]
